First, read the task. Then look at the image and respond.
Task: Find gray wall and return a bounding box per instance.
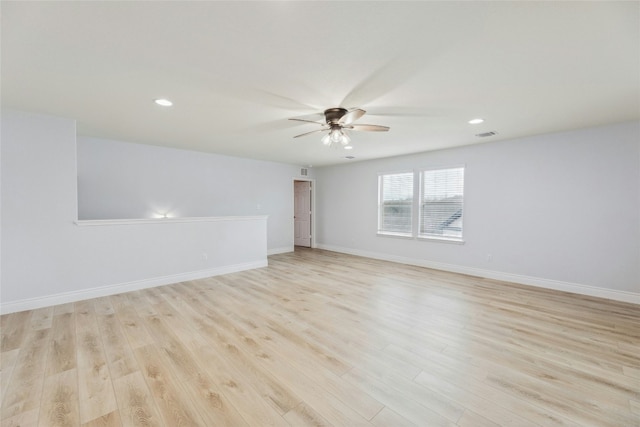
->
[77,136,312,253]
[1,111,268,313]
[3,110,637,309]
[315,122,640,299]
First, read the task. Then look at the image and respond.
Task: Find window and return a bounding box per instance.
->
[420,167,464,240]
[377,166,465,242]
[378,172,413,236]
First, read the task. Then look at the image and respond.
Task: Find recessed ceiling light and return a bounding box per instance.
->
[344,145,353,150]
[468,118,484,124]
[154,98,173,107]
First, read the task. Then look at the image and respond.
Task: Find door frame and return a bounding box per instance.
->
[293,177,316,248]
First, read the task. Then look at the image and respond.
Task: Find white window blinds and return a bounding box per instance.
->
[378,172,414,235]
[420,167,464,240]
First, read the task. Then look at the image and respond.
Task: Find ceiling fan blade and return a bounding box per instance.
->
[294,112,326,122]
[340,55,426,108]
[348,124,390,132]
[365,106,447,118]
[339,108,366,125]
[293,128,328,138]
[289,118,325,125]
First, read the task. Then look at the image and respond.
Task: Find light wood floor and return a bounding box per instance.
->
[1,248,639,427]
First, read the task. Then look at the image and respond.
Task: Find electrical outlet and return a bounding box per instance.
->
[202,252,208,261]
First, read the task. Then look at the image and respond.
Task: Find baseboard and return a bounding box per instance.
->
[268,246,294,255]
[0,259,268,315]
[316,244,640,305]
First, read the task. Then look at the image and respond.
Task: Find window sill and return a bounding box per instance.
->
[377,232,465,245]
[417,236,465,245]
[376,232,414,240]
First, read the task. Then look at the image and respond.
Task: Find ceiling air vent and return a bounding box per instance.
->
[476,131,497,138]
[344,156,355,160]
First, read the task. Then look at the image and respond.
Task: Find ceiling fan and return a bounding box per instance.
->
[289,108,389,147]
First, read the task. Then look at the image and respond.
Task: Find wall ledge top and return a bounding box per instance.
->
[75,215,268,226]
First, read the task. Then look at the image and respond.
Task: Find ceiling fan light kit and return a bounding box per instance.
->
[321,127,350,147]
[290,107,389,149]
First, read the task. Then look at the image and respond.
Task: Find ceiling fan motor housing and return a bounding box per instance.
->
[324,107,348,124]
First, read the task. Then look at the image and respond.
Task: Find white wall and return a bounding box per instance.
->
[77,136,312,253]
[315,122,640,302]
[3,110,637,311]
[1,111,269,313]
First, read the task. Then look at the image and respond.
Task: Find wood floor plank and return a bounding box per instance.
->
[348,365,465,422]
[53,303,75,316]
[180,375,251,427]
[132,344,205,427]
[165,286,377,425]
[139,290,292,426]
[154,296,299,423]
[283,401,333,427]
[45,312,77,376]
[370,407,418,427]
[1,349,20,404]
[171,279,384,422]
[96,308,138,380]
[1,310,31,352]
[152,295,301,416]
[38,368,79,427]
[0,248,637,426]
[136,313,207,385]
[2,408,39,427]
[111,304,154,350]
[139,292,251,426]
[1,327,50,421]
[483,366,638,426]
[388,344,577,427]
[112,371,163,427]
[342,367,456,427]
[456,409,502,427]
[80,410,121,427]
[212,276,355,376]
[30,307,53,331]
[75,300,117,424]
[176,334,291,427]
[127,291,158,317]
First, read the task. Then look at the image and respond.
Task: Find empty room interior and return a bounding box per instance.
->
[1,2,639,426]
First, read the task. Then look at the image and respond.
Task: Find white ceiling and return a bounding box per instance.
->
[2,1,639,167]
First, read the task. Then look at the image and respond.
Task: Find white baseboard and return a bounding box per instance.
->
[268,246,294,255]
[316,244,640,305]
[0,260,268,315]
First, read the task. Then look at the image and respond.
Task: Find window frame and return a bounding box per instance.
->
[418,165,465,243]
[376,165,466,244]
[377,170,415,238]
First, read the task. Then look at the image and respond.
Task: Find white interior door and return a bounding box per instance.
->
[294,181,311,247]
